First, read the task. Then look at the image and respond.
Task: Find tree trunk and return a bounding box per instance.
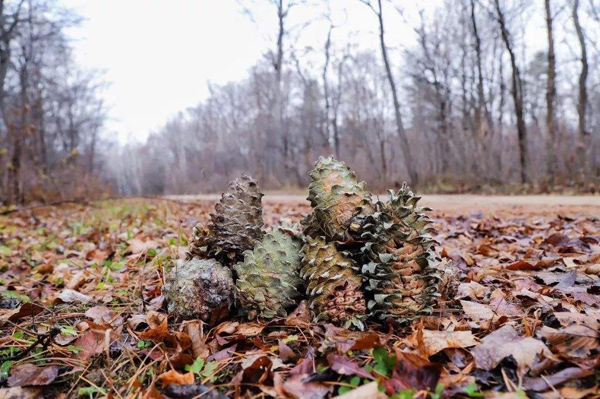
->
[572,0,588,177]
[322,25,332,154]
[545,0,557,181]
[494,0,528,184]
[373,0,418,186]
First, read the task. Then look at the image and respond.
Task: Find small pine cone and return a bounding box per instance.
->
[187,224,211,259]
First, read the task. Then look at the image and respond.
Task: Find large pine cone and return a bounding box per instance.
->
[361,184,457,322]
[233,229,304,319]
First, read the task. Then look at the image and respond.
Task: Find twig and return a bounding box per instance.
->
[0,327,61,362]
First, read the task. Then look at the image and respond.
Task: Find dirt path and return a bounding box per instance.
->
[168,194,600,217]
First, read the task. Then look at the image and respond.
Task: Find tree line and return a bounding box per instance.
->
[114,0,599,195]
[2,0,600,204]
[0,0,108,205]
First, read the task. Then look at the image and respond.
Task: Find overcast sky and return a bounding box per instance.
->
[61,0,548,143]
[62,0,266,142]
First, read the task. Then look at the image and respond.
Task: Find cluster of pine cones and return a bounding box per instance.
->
[163,157,459,329]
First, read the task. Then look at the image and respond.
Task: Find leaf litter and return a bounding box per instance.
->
[0,198,598,398]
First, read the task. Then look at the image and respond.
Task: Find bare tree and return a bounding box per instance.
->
[360,0,418,186]
[572,0,588,176]
[470,0,491,137]
[545,0,557,180]
[493,0,528,183]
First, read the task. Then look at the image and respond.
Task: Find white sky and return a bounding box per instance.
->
[61,0,550,143]
[63,0,268,142]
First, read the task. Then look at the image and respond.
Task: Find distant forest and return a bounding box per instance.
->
[2,0,600,204]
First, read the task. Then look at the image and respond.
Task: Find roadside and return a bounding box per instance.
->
[168,194,600,216]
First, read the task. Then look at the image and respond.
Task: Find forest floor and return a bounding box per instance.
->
[0,195,598,398]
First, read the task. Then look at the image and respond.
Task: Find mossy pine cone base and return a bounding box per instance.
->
[301,236,367,329]
[188,175,264,264]
[306,156,374,242]
[234,229,304,320]
[163,258,234,324]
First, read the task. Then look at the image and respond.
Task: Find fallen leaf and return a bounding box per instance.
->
[460,300,494,320]
[7,302,44,322]
[411,330,479,357]
[55,289,92,304]
[157,370,194,388]
[284,301,311,329]
[85,305,123,327]
[554,312,599,330]
[471,324,553,373]
[545,233,570,247]
[235,322,264,337]
[0,387,42,399]
[477,244,499,257]
[327,354,374,380]
[332,381,386,399]
[73,329,106,361]
[380,351,441,395]
[126,238,159,255]
[283,374,329,399]
[506,260,539,270]
[456,282,489,300]
[522,367,594,391]
[278,340,296,362]
[183,321,209,359]
[538,325,598,358]
[139,319,177,348]
[7,364,59,387]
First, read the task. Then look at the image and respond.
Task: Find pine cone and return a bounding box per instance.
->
[188,175,264,265]
[163,258,234,324]
[234,229,304,319]
[301,236,366,329]
[361,184,451,322]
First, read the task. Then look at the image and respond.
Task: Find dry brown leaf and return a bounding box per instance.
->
[332,381,386,399]
[138,319,177,348]
[283,374,330,399]
[477,244,499,257]
[73,329,107,361]
[126,238,159,255]
[538,325,598,358]
[7,364,59,387]
[156,370,194,387]
[460,300,494,320]
[472,324,553,373]
[456,281,489,300]
[0,387,42,399]
[412,330,479,357]
[183,320,209,359]
[55,289,92,304]
[85,305,123,326]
